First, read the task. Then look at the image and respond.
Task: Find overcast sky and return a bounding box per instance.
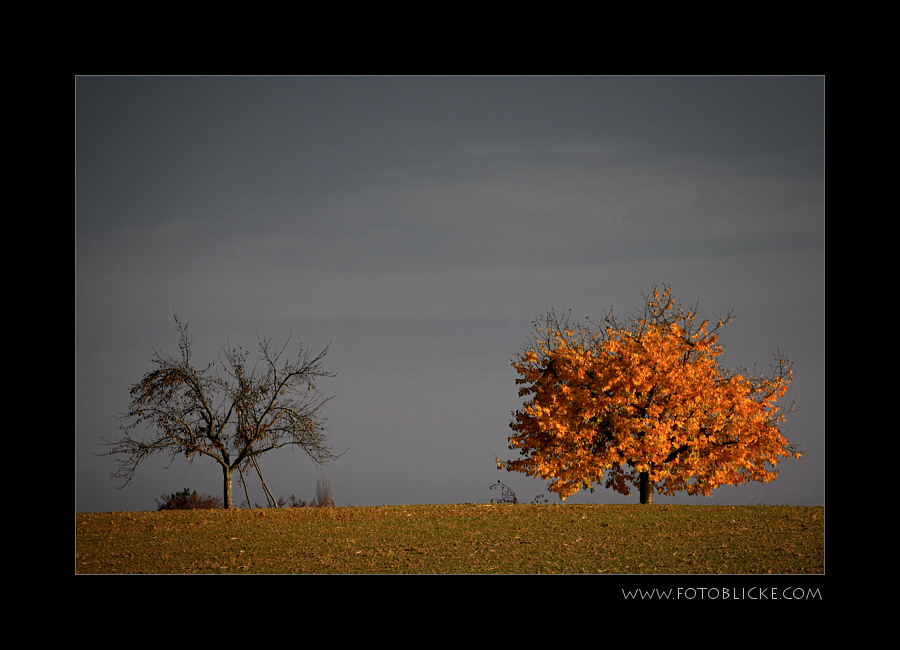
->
[75,76,824,512]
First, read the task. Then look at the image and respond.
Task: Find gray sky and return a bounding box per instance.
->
[75,76,824,511]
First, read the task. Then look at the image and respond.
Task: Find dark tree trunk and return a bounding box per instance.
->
[223,466,234,509]
[639,472,653,505]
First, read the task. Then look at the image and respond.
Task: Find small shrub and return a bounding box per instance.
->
[490,480,518,504]
[259,479,336,509]
[156,487,223,510]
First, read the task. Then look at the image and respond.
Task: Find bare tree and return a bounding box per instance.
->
[314,477,335,507]
[104,315,343,508]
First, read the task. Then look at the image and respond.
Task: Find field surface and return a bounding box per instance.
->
[76,503,824,574]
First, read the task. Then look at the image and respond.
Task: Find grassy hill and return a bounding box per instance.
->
[75,503,824,575]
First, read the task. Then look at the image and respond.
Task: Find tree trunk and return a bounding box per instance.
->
[639,472,653,505]
[223,465,235,509]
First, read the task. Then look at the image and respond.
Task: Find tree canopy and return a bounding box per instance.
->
[498,286,798,504]
[105,315,342,508]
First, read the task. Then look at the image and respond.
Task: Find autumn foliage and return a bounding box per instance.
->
[498,286,798,504]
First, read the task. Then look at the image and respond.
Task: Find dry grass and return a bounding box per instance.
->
[75,503,824,574]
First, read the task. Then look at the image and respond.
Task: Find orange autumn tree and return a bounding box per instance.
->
[498,286,798,504]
